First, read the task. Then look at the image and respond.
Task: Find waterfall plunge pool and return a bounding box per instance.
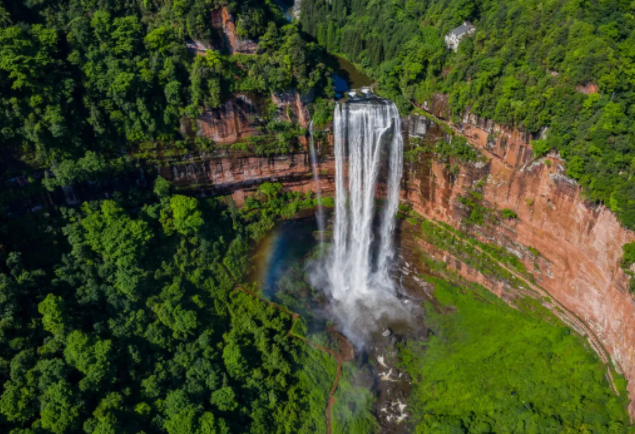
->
[245,209,430,433]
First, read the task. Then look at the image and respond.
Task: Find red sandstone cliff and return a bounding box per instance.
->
[193,94,264,144]
[189,90,312,145]
[271,89,313,129]
[177,100,635,416]
[159,149,335,207]
[402,113,635,416]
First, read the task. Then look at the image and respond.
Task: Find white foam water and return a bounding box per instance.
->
[311,97,408,342]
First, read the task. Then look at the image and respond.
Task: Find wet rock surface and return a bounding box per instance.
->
[364,249,429,433]
[366,304,426,433]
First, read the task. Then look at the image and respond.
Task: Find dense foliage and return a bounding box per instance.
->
[621,241,635,292]
[0,180,335,433]
[400,277,633,433]
[0,0,329,178]
[301,0,635,231]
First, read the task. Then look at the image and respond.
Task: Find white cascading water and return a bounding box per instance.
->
[311,97,409,342]
[308,121,325,249]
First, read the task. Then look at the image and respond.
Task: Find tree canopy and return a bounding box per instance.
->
[301,0,635,233]
[0,0,330,178]
[0,180,333,433]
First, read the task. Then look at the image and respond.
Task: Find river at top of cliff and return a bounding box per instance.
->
[332,56,374,97]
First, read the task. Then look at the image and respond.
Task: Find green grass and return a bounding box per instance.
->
[399,277,633,433]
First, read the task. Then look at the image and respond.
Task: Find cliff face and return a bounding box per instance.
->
[402,113,635,416]
[159,100,635,415]
[160,150,335,206]
[189,90,311,145]
[20,92,633,414]
[271,89,313,129]
[193,94,264,145]
[211,7,259,54]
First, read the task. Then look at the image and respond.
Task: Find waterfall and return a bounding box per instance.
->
[312,96,408,342]
[308,121,325,249]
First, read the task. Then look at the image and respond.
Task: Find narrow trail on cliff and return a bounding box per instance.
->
[410,101,543,173]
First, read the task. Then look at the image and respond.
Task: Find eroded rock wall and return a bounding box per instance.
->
[190,90,312,145]
[160,150,335,207]
[155,108,635,415]
[402,114,635,416]
[194,94,263,144]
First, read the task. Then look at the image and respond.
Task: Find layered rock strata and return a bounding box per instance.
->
[189,90,312,145]
[161,150,335,207]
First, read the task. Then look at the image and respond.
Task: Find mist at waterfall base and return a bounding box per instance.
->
[308,97,414,345]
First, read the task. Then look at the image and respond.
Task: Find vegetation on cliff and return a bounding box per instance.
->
[301,0,635,233]
[621,242,635,293]
[0,0,331,181]
[0,180,334,433]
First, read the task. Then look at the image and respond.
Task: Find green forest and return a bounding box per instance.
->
[0,2,341,432]
[0,178,338,433]
[0,0,330,181]
[300,0,635,232]
[2,0,635,432]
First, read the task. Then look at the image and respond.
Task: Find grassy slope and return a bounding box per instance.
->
[296,345,339,434]
[400,277,633,433]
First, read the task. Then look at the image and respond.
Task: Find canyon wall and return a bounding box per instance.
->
[187,7,259,55]
[186,107,635,416]
[161,150,335,206]
[9,89,634,415]
[191,94,264,145]
[402,113,635,416]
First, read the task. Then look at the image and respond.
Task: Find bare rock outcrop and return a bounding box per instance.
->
[160,151,335,207]
[189,89,313,144]
[211,7,259,54]
[272,88,313,129]
[193,94,264,144]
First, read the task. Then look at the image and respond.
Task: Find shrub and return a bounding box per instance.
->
[621,242,635,269]
[435,137,480,163]
[531,139,551,157]
[501,208,517,219]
